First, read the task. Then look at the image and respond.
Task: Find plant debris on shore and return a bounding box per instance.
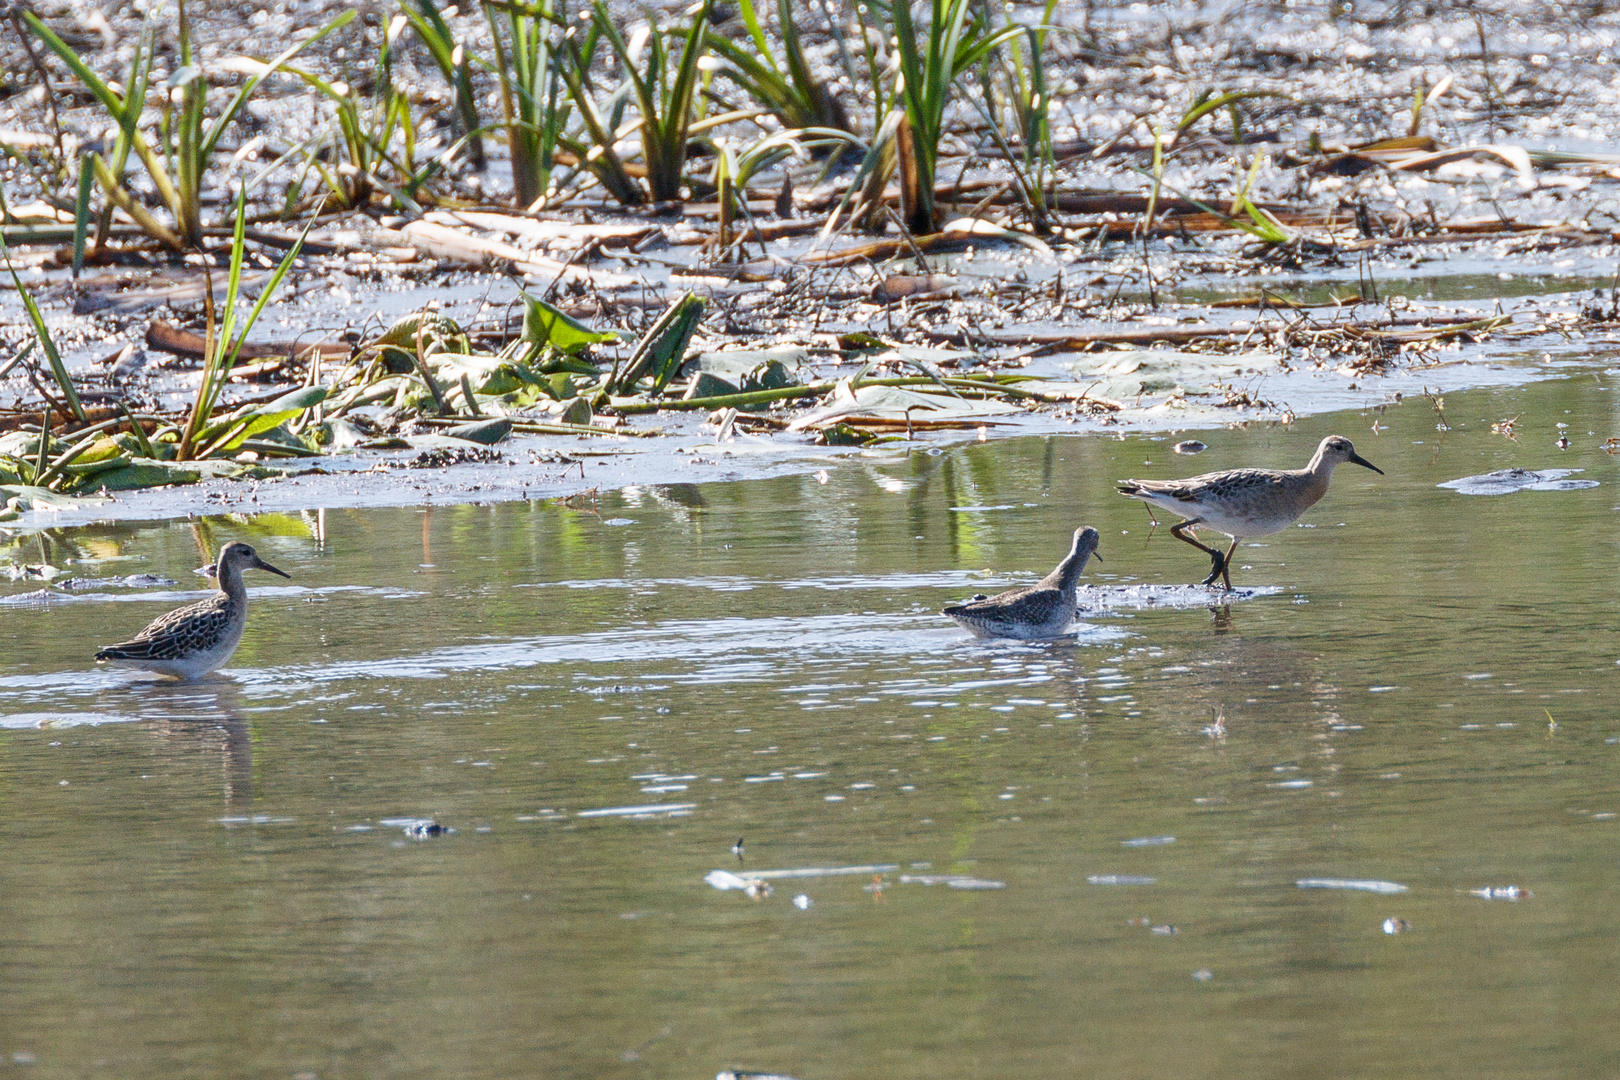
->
[4,0,1620,510]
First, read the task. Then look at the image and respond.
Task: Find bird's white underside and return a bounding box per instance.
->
[102,619,246,680]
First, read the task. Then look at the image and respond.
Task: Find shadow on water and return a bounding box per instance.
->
[3,375,1620,1078]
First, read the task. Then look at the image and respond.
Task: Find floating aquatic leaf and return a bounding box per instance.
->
[1438,468,1598,495]
[680,347,806,396]
[197,385,330,456]
[444,418,514,445]
[55,574,178,590]
[0,588,69,605]
[1072,350,1273,399]
[787,384,1021,432]
[81,461,202,491]
[0,484,109,511]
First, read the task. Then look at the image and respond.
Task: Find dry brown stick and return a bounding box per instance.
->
[145,320,351,362]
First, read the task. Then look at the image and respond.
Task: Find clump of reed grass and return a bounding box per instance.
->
[558,0,715,204]
[974,0,1060,233]
[705,0,854,142]
[484,0,567,209]
[24,1,353,250]
[885,0,1023,234]
[177,191,319,460]
[399,0,488,172]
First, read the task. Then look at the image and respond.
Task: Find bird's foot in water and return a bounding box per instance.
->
[1200,554,1231,590]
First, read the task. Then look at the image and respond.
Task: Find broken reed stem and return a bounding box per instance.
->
[458,373,483,417]
[9,9,68,167]
[408,323,450,415]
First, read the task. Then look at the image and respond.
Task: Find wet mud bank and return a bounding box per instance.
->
[5,297,1619,528]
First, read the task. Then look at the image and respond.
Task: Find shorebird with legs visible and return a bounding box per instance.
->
[944,527,1100,639]
[1117,435,1383,589]
[95,542,290,679]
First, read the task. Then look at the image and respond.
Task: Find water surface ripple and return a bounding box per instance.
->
[3,379,1620,1078]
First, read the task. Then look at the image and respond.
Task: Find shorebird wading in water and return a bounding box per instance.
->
[1117,435,1383,589]
[943,526,1101,639]
[95,542,290,679]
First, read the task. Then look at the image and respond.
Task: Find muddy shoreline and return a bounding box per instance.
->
[8,0,1620,526]
[12,309,1611,528]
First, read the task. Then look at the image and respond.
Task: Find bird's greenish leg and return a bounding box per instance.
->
[1170,520,1227,585]
[1219,538,1239,590]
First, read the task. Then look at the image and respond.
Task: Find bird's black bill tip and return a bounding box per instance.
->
[1091,549,1103,564]
[1349,452,1384,475]
[254,557,292,579]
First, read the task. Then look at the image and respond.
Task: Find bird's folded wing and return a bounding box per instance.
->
[101,598,229,658]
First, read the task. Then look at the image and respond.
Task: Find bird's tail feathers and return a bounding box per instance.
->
[95,643,148,661]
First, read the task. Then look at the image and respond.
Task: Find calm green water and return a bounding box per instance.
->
[4,376,1620,1080]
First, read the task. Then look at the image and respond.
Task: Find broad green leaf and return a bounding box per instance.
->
[197,386,329,455]
[523,295,619,353]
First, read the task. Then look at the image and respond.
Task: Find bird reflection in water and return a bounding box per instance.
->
[122,678,254,807]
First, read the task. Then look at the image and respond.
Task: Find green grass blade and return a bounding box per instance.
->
[2,241,86,422]
[1175,89,1291,136]
[71,155,93,278]
[199,10,357,161]
[21,13,127,118]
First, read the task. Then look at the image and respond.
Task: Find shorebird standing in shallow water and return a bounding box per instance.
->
[96,541,290,679]
[1117,435,1383,590]
[944,526,1101,639]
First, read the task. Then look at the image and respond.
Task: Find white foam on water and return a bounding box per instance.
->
[1297,878,1408,894]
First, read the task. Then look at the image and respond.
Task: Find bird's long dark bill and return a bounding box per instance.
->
[253,557,292,579]
[1349,452,1384,475]
[1091,549,1103,563]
